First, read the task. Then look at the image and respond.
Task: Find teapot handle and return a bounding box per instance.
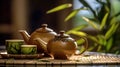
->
[75,37,88,55]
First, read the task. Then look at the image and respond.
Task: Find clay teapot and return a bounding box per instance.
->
[35,31,88,59]
[19,24,57,53]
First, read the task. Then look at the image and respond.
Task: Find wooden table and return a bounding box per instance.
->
[0,51,120,67]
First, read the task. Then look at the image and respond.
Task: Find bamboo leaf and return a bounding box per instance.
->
[88,44,97,51]
[66,24,88,34]
[68,31,87,37]
[105,25,115,40]
[110,12,120,24]
[88,42,101,51]
[87,18,99,23]
[112,23,119,33]
[100,12,109,30]
[106,37,113,51]
[65,9,79,22]
[71,24,88,31]
[82,16,100,30]
[105,23,119,39]
[97,45,102,52]
[110,17,117,25]
[65,7,88,21]
[88,35,100,44]
[46,3,72,14]
[105,5,109,12]
[97,35,106,46]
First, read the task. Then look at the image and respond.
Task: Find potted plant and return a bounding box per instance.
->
[46,0,120,54]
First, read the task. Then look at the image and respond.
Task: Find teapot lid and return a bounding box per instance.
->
[36,24,54,33]
[56,31,69,38]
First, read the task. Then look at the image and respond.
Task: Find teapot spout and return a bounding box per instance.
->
[19,30,30,44]
[34,38,47,52]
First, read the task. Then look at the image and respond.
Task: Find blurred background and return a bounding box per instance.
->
[0,0,73,46]
[0,0,120,53]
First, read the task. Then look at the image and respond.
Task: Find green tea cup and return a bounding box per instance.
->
[6,39,24,54]
[21,45,37,54]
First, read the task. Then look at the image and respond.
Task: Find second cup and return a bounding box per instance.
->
[21,45,37,54]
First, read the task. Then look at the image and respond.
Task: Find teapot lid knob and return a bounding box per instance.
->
[60,30,65,35]
[36,24,54,32]
[57,30,69,37]
[42,24,48,28]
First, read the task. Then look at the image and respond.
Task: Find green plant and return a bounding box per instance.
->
[46,0,120,54]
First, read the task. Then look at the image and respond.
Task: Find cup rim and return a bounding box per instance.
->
[6,39,24,42]
[21,45,37,47]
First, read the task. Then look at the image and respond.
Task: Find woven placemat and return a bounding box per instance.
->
[0,51,120,65]
[36,54,120,64]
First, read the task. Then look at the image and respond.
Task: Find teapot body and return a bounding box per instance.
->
[19,24,57,53]
[28,31,56,53]
[47,31,77,59]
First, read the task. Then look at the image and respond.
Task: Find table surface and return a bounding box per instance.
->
[0,50,120,67]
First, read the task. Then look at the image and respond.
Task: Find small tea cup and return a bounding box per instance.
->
[21,45,37,54]
[6,39,24,54]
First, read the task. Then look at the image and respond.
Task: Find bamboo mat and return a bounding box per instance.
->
[0,52,120,65]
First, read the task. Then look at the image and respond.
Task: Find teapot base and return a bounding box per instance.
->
[52,54,68,60]
[44,53,51,57]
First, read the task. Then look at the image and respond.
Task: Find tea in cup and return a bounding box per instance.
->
[21,45,37,54]
[6,39,24,54]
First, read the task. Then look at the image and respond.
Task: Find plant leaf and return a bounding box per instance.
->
[100,12,109,30]
[105,23,119,39]
[110,17,117,25]
[65,9,79,22]
[82,16,100,30]
[66,24,88,34]
[87,18,99,23]
[88,35,100,44]
[110,12,120,25]
[106,37,113,51]
[105,5,109,12]
[97,45,102,52]
[88,44,97,51]
[46,3,72,14]
[65,7,88,21]
[97,35,106,46]
[68,31,87,37]
[71,24,88,31]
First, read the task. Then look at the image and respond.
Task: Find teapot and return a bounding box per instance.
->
[19,24,57,53]
[35,31,88,59]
